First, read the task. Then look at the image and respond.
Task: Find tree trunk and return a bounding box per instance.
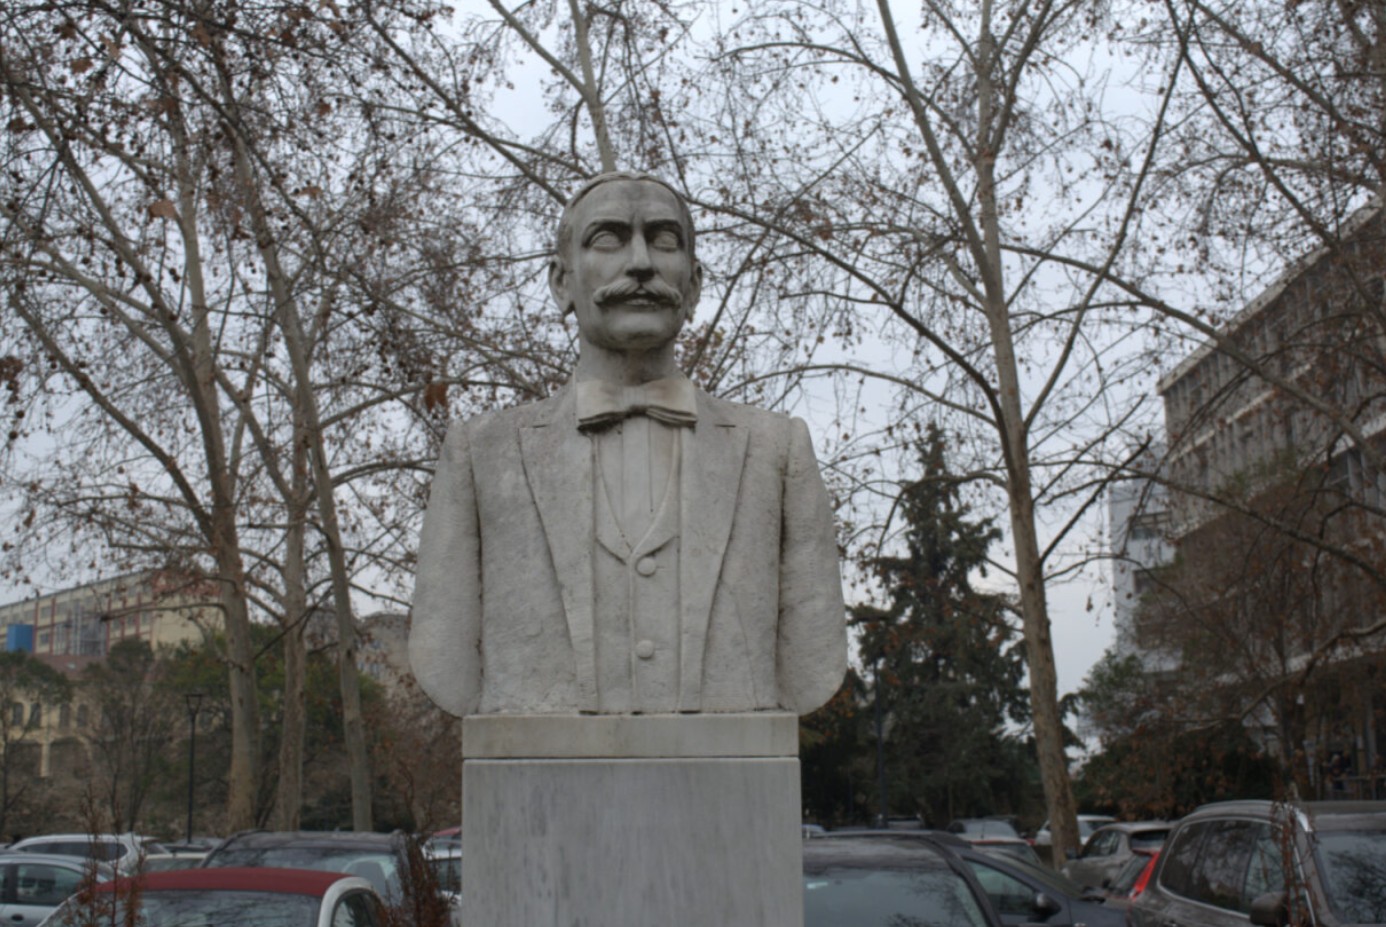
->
[224,126,373,832]
[972,0,1080,864]
[175,156,260,833]
[276,455,310,831]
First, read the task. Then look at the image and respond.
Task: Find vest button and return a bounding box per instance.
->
[635,639,656,660]
[636,555,658,576]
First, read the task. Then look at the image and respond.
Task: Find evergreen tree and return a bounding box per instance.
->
[855,428,1036,825]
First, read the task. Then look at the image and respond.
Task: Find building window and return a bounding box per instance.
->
[9,703,22,727]
[58,704,70,730]
[29,704,40,727]
[76,704,89,728]
[1130,520,1160,542]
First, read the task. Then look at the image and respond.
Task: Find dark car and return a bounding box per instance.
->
[971,839,1043,867]
[1130,799,1386,927]
[803,832,1002,927]
[1061,821,1170,890]
[200,830,407,900]
[943,837,1127,927]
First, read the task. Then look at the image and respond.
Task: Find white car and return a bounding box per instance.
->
[0,852,116,927]
[9,834,166,875]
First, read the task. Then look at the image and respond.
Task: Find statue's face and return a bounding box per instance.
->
[550,179,702,354]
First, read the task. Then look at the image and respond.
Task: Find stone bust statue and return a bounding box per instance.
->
[410,171,846,716]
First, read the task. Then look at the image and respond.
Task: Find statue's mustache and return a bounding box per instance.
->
[593,277,683,309]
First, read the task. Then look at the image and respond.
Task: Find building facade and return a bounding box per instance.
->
[1107,446,1175,659]
[0,571,219,659]
[0,571,221,780]
[1149,202,1386,798]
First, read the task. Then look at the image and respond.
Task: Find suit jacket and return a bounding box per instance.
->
[409,384,846,716]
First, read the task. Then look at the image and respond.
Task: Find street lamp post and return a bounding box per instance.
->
[185,692,203,844]
[874,655,887,828]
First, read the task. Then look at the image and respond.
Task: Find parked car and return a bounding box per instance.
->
[803,832,1002,927]
[1030,815,1117,849]
[1130,799,1386,927]
[139,852,206,873]
[200,830,407,900]
[1061,821,1171,889]
[939,820,1041,865]
[1100,850,1158,912]
[425,840,462,927]
[947,819,1024,841]
[38,867,383,927]
[0,853,116,927]
[8,834,165,876]
[967,838,1043,866]
[942,838,1127,927]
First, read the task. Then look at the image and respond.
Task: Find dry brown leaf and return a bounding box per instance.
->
[147,199,178,220]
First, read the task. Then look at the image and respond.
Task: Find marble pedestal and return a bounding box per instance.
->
[461,713,803,927]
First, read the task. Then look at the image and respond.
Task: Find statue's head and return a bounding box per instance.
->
[549,171,703,355]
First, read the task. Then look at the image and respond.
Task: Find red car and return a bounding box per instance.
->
[39,867,385,927]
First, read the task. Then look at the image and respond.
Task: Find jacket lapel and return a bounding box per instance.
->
[679,394,748,710]
[519,388,599,711]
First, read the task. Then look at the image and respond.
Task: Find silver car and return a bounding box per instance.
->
[1061,821,1170,890]
[9,834,166,876]
[0,853,116,927]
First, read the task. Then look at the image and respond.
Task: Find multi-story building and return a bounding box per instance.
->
[0,570,222,778]
[304,608,412,696]
[0,570,220,658]
[1106,447,1174,659]
[1159,202,1386,535]
[1150,200,1386,798]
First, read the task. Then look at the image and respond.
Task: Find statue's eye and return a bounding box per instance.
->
[588,229,623,250]
[650,229,682,251]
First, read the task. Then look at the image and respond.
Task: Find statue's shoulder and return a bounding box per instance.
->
[452,389,569,442]
[699,390,798,432]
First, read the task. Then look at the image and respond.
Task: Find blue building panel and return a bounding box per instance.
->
[5,624,34,652]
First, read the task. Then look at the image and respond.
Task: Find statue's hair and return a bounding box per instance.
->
[553,171,698,267]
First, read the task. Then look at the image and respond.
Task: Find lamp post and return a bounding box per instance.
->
[184,692,203,844]
[874,654,887,828]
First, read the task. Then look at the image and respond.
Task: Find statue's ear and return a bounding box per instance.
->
[549,257,572,315]
[684,260,704,323]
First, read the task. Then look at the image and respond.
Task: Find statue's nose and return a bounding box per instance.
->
[626,236,654,279]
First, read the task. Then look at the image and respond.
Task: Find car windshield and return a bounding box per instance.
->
[976,843,1041,866]
[804,867,992,927]
[991,857,1085,897]
[47,890,318,927]
[1316,831,1386,924]
[208,846,400,897]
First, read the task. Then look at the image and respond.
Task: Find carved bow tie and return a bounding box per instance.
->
[575,377,698,430]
